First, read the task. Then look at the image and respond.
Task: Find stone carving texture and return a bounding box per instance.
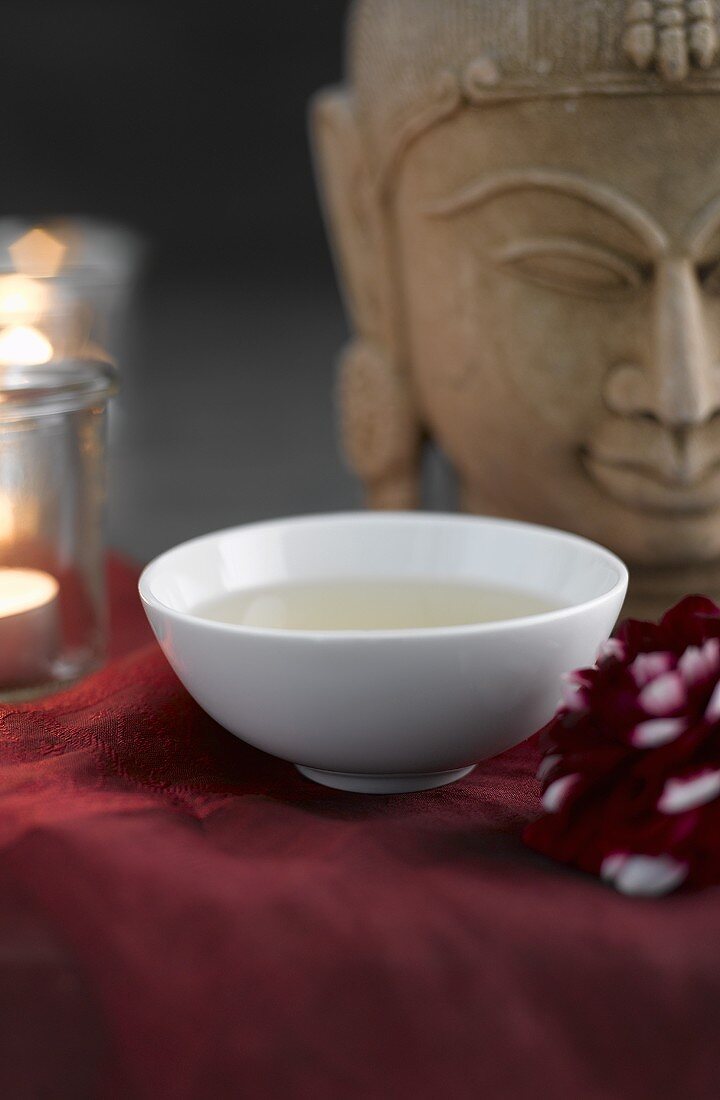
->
[311,0,720,614]
[623,1,718,79]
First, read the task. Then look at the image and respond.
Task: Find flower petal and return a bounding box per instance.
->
[632,718,686,748]
[542,773,578,813]
[638,671,686,716]
[609,854,688,897]
[705,679,720,722]
[679,638,720,686]
[678,646,704,685]
[600,853,628,883]
[560,680,587,712]
[659,770,720,814]
[536,753,560,782]
[630,651,674,688]
[597,638,626,663]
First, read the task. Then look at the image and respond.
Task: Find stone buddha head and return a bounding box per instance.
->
[312,0,720,613]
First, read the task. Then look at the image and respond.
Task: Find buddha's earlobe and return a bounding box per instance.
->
[310,89,422,509]
[337,339,422,509]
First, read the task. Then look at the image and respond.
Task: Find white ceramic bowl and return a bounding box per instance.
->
[139,512,627,794]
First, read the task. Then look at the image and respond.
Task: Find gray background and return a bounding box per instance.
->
[2,1,453,561]
[0,2,358,562]
[109,276,355,562]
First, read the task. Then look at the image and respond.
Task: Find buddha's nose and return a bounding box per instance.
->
[605,258,720,428]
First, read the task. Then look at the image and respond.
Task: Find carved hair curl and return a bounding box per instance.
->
[623,0,719,80]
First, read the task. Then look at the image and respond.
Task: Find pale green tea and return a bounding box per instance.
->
[193,579,561,631]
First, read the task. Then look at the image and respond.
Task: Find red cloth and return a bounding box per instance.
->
[1,557,719,1099]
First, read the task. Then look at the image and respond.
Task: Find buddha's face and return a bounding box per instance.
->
[395,95,720,565]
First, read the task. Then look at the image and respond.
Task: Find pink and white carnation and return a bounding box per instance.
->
[523,596,720,897]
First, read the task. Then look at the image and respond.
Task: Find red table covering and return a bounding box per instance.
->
[1,556,719,1099]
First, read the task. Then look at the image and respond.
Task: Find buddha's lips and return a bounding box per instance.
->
[583,451,720,513]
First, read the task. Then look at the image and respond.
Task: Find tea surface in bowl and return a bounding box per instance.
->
[192,579,562,632]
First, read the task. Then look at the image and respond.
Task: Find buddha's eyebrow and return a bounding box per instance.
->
[687,195,720,256]
[423,169,668,255]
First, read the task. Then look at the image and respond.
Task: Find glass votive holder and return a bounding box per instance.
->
[0,218,143,370]
[0,360,117,700]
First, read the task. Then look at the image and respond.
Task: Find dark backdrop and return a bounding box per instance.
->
[0,1,347,280]
[1,3,452,559]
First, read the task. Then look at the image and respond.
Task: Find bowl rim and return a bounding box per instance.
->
[138,511,629,641]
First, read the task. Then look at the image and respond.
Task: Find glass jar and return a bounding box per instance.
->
[0,361,116,699]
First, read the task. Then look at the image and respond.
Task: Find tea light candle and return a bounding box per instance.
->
[0,359,116,699]
[0,567,59,687]
[0,325,53,366]
[0,273,54,366]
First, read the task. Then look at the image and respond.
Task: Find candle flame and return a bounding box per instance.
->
[0,568,58,618]
[0,496,15,544]
[0,325,53,366]
[0,274,50,323]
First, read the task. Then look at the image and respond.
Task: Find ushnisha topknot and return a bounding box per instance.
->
[347,0,720,177]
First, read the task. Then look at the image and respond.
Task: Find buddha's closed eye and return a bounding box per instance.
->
[493,238,644,299]
[698,260,720,295]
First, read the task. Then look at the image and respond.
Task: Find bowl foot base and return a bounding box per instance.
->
[295,765,475,794]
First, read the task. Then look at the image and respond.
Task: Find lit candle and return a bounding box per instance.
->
[0,567,59,688]
[0,273,49,318]
[0,271,54,366]
[0,324,53,366]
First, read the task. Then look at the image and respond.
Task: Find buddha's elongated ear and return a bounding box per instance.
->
[310,88,423,509]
